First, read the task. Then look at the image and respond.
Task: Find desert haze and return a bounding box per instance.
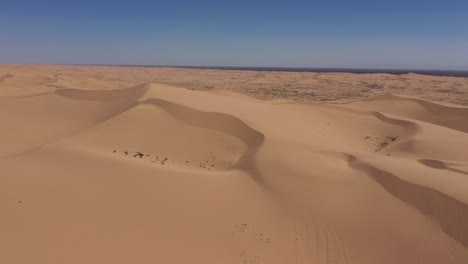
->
[1,64,468,264]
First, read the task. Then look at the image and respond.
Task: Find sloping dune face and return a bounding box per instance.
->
[0,85,148,157]
[64,96,264,170]
[346,94,468,133]
[1,82,468,264]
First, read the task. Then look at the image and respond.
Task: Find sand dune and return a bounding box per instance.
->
[1,66,468,264]
[346,94,468,133]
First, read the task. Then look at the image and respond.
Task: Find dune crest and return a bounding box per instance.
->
[346,94,468,133]
[349,155,468,248]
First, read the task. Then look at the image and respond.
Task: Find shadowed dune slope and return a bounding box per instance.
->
[0,85,148,157]
[348,155,468,248]
[64,97,264,171]
[345,94,468,133]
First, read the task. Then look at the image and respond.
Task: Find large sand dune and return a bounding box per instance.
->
[1,66,468,263]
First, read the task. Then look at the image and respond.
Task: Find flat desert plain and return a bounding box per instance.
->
[1,64,468,264]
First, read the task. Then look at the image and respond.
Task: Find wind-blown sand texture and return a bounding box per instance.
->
[1,64,468,264]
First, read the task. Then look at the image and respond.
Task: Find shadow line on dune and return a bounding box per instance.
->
[139,98,267,184]
[1,84,150,159]
[353,94,468,134]
[347,155,468,248]
[0,73,13,82]
[55,84,149,101]
[323,103,421,135]
[0,91,55,99]
[140,98,265,148]
[419,159,468,176]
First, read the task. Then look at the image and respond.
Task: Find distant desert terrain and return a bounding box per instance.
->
[1,64,468,264]
[1,64,468,105]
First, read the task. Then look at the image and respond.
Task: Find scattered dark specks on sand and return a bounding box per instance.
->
[365,135,399,152]
[379,142,389,149]
[133,152,144,158]
[112,149,227,170]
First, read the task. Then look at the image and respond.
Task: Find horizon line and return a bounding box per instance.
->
[3,62,468,76]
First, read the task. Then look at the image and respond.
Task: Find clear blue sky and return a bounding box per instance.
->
[1,0,467,69]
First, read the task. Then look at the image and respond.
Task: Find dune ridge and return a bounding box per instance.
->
[348,154,468,248]
[347,94,468,133]
[0,85,149,158]
[0,73,13,82]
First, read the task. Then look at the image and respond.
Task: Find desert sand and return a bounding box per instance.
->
[1,64,468,264]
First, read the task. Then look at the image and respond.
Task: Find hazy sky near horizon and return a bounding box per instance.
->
[1,0,467,69]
